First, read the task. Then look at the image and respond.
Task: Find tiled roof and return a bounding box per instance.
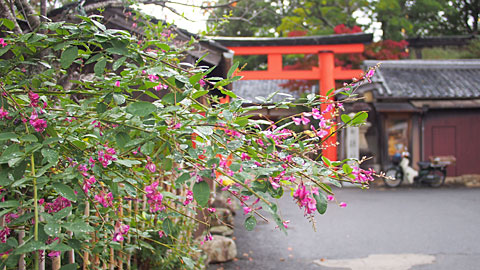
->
[363,59,480,100]
[213,33,373,47]
[233,80,313,103]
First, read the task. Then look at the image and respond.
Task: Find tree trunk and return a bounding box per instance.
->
[14,0,40,31]
[0,0,22,34]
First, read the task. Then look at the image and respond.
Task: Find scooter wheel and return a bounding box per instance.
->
[427,169,446,188]
[383,167,403,188]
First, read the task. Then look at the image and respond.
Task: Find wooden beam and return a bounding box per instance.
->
[235,68,364,80]
[228,43,365,55]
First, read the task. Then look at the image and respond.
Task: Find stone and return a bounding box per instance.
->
[210,225,234,237]
[210,208,234,227]
[211,195,237,215]
[200,235,237,263]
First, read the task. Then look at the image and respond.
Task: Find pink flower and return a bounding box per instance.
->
[148,74,159,82]
[44,197,71,213]
[311,108,322,120]
[0,107,8,119]
[339,202,347,208]
[94,191,113,208]
[292,115,310,125]
[158,231,165,238]
[323,103,334,113]
[113,223,130,242]
[115,81,120,87]
[243,207,252,215]
[28,91,40,107]
[199,79,206,87]
[282,220,290,229]
[145,161,156,173]
[327,195,335,201]
[83,175,96,193]
[241,153,251,161]
[0,38,7,47]
[48,251,60,258]
[132,23,137,28]
[183,190,194,206]
[207,208,216,213]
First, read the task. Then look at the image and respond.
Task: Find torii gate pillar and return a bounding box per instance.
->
[318,50,337,161]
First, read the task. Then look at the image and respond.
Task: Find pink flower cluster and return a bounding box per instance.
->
[293,183,318,215]
[29,110,47,132]
[28,91,40,107]
[97,145,117,168]
[147,74,168,91]
[94,191,113,208]
[351,167,375,183]
[83,175,96,193]
[183,190,194,206]
[113,223,130,242]
[42,196,72,214]
[145,181,164,212]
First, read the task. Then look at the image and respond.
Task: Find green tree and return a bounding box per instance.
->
[371,0,479,40]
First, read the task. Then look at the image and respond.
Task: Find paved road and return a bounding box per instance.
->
[208,186,480,270]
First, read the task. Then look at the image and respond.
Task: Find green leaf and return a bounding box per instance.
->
[244,215,257,231]
[181,256,195,270]
[41,148,58,164]
[227,61,239,78]
[163,158,173,171]
[351,111,368,125]
[0,132,17,141]
[85,53,103,65]
[52,183,77,202]
[44,223,61,236]
[94,58,107,76]
[53,206,72,220]
[322,156,331,166]
[192,181,210,207]
[313,192,328,215]
[114,159,141,167]
[189,73,204,85]
[175,173,191,185]
[162,218,174,235]
[140,141,155,156]
[220,88,237,99]
[341,114,351,124]
[113,56,126,71]
[96,102,107,114]
[20,134,38,142]
[1,19,15,30]
[342,163,353,174]
[91,19,106,31]
[126,101,156,117]
[64,221,94,234]
[61,46,78,69]
[115,132,130,149]
[192,90,209,99]
[113,93,126,105]
[0,200,20,209]
[14,240,46,255]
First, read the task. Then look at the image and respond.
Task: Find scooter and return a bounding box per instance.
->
[383,152,449,188]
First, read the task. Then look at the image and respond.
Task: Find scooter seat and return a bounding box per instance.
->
[417,161,431,170]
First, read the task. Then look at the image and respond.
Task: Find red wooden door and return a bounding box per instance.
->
[431,126,457,176]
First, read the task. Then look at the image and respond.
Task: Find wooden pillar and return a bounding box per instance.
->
[318,50,337,161]
[267,54,282,73]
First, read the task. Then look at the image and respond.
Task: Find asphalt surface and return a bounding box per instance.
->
[207,186,480,270]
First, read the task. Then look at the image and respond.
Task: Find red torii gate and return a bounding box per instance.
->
[215,33,373,161]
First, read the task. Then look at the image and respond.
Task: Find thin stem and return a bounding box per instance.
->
[31,154,39,270]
